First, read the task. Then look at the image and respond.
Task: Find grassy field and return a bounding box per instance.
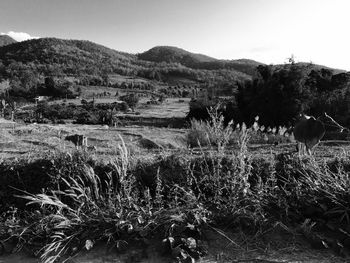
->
[2,117,350,161]
[1,108,350,263]
[123,97,190,118]
[0,122,187,160]
[48,93,189,117]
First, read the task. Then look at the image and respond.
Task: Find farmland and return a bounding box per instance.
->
[1,98,350,262]
[1,118,350,161]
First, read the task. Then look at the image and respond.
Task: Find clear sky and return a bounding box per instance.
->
[0,0,349,70]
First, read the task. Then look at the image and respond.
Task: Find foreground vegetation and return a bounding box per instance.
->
[1,114,350,262]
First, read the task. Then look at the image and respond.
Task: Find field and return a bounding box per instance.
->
[1,100,350,263]
[1,97,191,160]
[1,120,350,161]
[0,122,188,160]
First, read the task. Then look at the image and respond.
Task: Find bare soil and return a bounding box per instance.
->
[1,227,349,262]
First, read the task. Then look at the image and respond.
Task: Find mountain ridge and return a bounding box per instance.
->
[138,45,218,63]
[138,46,263,76]
[0,37,255,84]
[0,35,17,47]
[0,37,347,87]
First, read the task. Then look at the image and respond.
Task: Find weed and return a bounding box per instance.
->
[2,139,209,262]
[186,105,234,149]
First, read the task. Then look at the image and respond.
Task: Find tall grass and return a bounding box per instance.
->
[186,106,291,149]
[183,108,350,252]
[187,105,234,149]
[3,140,209,263]
[1,118,350,260]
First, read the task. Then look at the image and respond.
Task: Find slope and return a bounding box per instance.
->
[0,35,17,47]
[138,46,263,75]
[0,38,254,85]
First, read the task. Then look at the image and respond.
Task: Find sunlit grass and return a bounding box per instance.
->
[1,111,350,261]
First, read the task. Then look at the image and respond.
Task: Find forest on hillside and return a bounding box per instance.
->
[0,38,251,98]
[0,38,349,128]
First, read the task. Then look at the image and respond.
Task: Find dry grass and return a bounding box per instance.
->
[1,105,350,262]
[2,136,350,262]
[1,119,350,161]
[0,123,188,160]
[124,97,190,118]
[1,121,350,262]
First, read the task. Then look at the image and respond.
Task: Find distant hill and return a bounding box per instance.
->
[0,37,149,81]
[138,46,217,64]
[272,62,346,75]
[0,38,254,85]
[138,46,263,76]
[0,35,17,47]
[0,37,135,68]
[0,37,347,89]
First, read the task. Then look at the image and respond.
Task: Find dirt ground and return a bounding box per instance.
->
[0,227,349,263]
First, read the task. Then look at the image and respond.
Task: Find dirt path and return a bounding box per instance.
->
[0,248,347,263]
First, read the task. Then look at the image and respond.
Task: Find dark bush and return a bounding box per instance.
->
[132,154,189,198]
[0,158,55,211]
[249,157,275,188]
[0,152,116,212]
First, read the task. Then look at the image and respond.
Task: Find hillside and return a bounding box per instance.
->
[0,38,136,75]
[272,62,346,75]
[0,35,17,47]
[138,46,217,64]
[0,38,253,86]
[138,46,263,75]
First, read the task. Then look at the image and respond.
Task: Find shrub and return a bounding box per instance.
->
[120,93,139,111]
[277,155,350,224]
[0,158,56,211]
[133,154,190,198]
[0,152,118,211]
[187,119,211,147]
[187,106,234,148]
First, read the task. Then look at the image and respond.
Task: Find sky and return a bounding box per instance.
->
[0,0,349,70]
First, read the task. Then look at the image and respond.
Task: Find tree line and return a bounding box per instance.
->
[189,63,350,127]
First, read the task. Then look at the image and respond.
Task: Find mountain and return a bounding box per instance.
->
[138,46,217,64]
[0,37,135,68]
[138,46,263,76]
[1,37,346,88]
[0,37,145,79]
[0,35,17,47]
[0,38,255,84]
